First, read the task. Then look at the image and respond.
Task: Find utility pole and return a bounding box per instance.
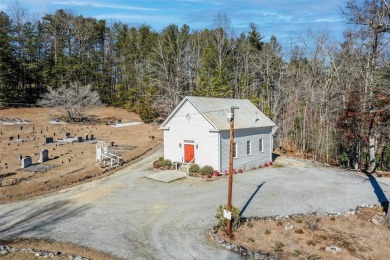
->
[226,106,238,237]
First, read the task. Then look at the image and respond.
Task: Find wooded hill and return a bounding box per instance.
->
[0,1,389,171]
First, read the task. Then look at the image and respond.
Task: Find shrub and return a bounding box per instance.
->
[189,163,200,173]
[158,156,164,161]
[200,165,214,175]
[213,170,220,177]
[273,241,284,252]
[153,160,161,169]
[215,204,241,231]
[161,159,172,168]
[238,169,243,173]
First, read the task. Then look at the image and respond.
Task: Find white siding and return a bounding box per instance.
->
[220,127,272,172]
[163,100,220,169]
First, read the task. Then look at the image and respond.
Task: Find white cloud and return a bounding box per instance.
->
[52,1,159,11]
[94,13,174,24]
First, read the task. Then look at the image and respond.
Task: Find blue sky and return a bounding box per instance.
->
[0,0,348,48]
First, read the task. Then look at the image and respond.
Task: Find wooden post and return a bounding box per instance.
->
[226,106,236,237]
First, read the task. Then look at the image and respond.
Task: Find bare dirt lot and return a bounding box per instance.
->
[219,207,390,259]
[0,107,162,203]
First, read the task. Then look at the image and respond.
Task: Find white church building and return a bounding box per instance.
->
[160,96,276,172]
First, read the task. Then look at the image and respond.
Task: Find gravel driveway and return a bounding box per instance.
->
[1,150,389,259]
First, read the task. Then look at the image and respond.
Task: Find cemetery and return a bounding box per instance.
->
[0,106,162,203]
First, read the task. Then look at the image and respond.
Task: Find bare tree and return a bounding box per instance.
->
[343,0,390,173]
[38,82,102,121]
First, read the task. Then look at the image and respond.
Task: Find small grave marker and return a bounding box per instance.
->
[45,137,54,143]
[21,156,32,168]
[39,149,49,163]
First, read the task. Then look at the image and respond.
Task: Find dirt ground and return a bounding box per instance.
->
[219,207,390,259]
[0,107,162,203]
[0,239,122,260]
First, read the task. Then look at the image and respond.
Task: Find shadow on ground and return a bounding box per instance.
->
[0,200,89,240]
[365,173,389,212]
[240,182,265,217]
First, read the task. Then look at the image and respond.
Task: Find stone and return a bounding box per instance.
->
[371,214,384,225]
[285,223,294,230]
[65,133,70,139]
[90,134,94,140]
[21,156,32,168]
[85,134,89,141]
[18,155,22,160]
[325,245,341,253]
[9,136,14,141]
[39,149,49,163]
[77,136,83,142]
[45,137,54,143]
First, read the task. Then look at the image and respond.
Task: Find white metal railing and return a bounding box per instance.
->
[173,161,179,170]
[101,153,122,168]
[185,157,196,175]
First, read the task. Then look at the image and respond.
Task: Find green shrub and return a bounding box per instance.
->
[200,165,214,175]
[161,159,172,168]
[189,163,200,173]
[153,160,161,168]
[158,156,164,161]
[215,204,241,231]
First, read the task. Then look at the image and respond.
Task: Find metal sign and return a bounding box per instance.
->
[223,209,232,220]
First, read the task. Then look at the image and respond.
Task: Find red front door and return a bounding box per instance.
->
[184,144,195,163]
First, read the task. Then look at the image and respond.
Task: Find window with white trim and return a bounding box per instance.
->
[247,140,251,155]
[233,142,237,158]
[259,139,263,152]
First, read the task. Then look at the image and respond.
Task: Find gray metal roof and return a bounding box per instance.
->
[161,96,276,130]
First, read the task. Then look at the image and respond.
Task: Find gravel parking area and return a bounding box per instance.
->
[1,151,389,259]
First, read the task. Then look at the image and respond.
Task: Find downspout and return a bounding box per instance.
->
[270,127,272,162]
[218,132,221,172]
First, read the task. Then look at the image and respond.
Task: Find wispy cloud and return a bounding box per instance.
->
[52,1,159,11]
[94,13,175,24]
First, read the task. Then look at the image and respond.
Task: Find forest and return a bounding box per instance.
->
[0,0,389,172]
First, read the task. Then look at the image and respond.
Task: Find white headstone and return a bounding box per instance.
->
[39,149,49,163]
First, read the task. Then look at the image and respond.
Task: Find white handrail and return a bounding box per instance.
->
[185,157,196,175]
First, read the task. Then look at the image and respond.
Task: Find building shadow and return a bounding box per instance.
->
[364,172,389,213]
[239,182,265,217]
[272,153,280,162]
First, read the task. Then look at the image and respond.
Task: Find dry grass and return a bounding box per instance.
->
[0,107,162,203]
[219,208,390,259]
[1,238,122,259]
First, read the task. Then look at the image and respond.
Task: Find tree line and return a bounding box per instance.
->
[0,0,389,172]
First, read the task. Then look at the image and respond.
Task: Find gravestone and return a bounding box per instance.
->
[65,133,70,139]
[77,136,83,142]
[9,136,14,141]
[45,137,54,143]
[18,155,22,160]
[90,134,94,140]
[85,134,89,141]
[39,149,49,163]
[21,156,32,168]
